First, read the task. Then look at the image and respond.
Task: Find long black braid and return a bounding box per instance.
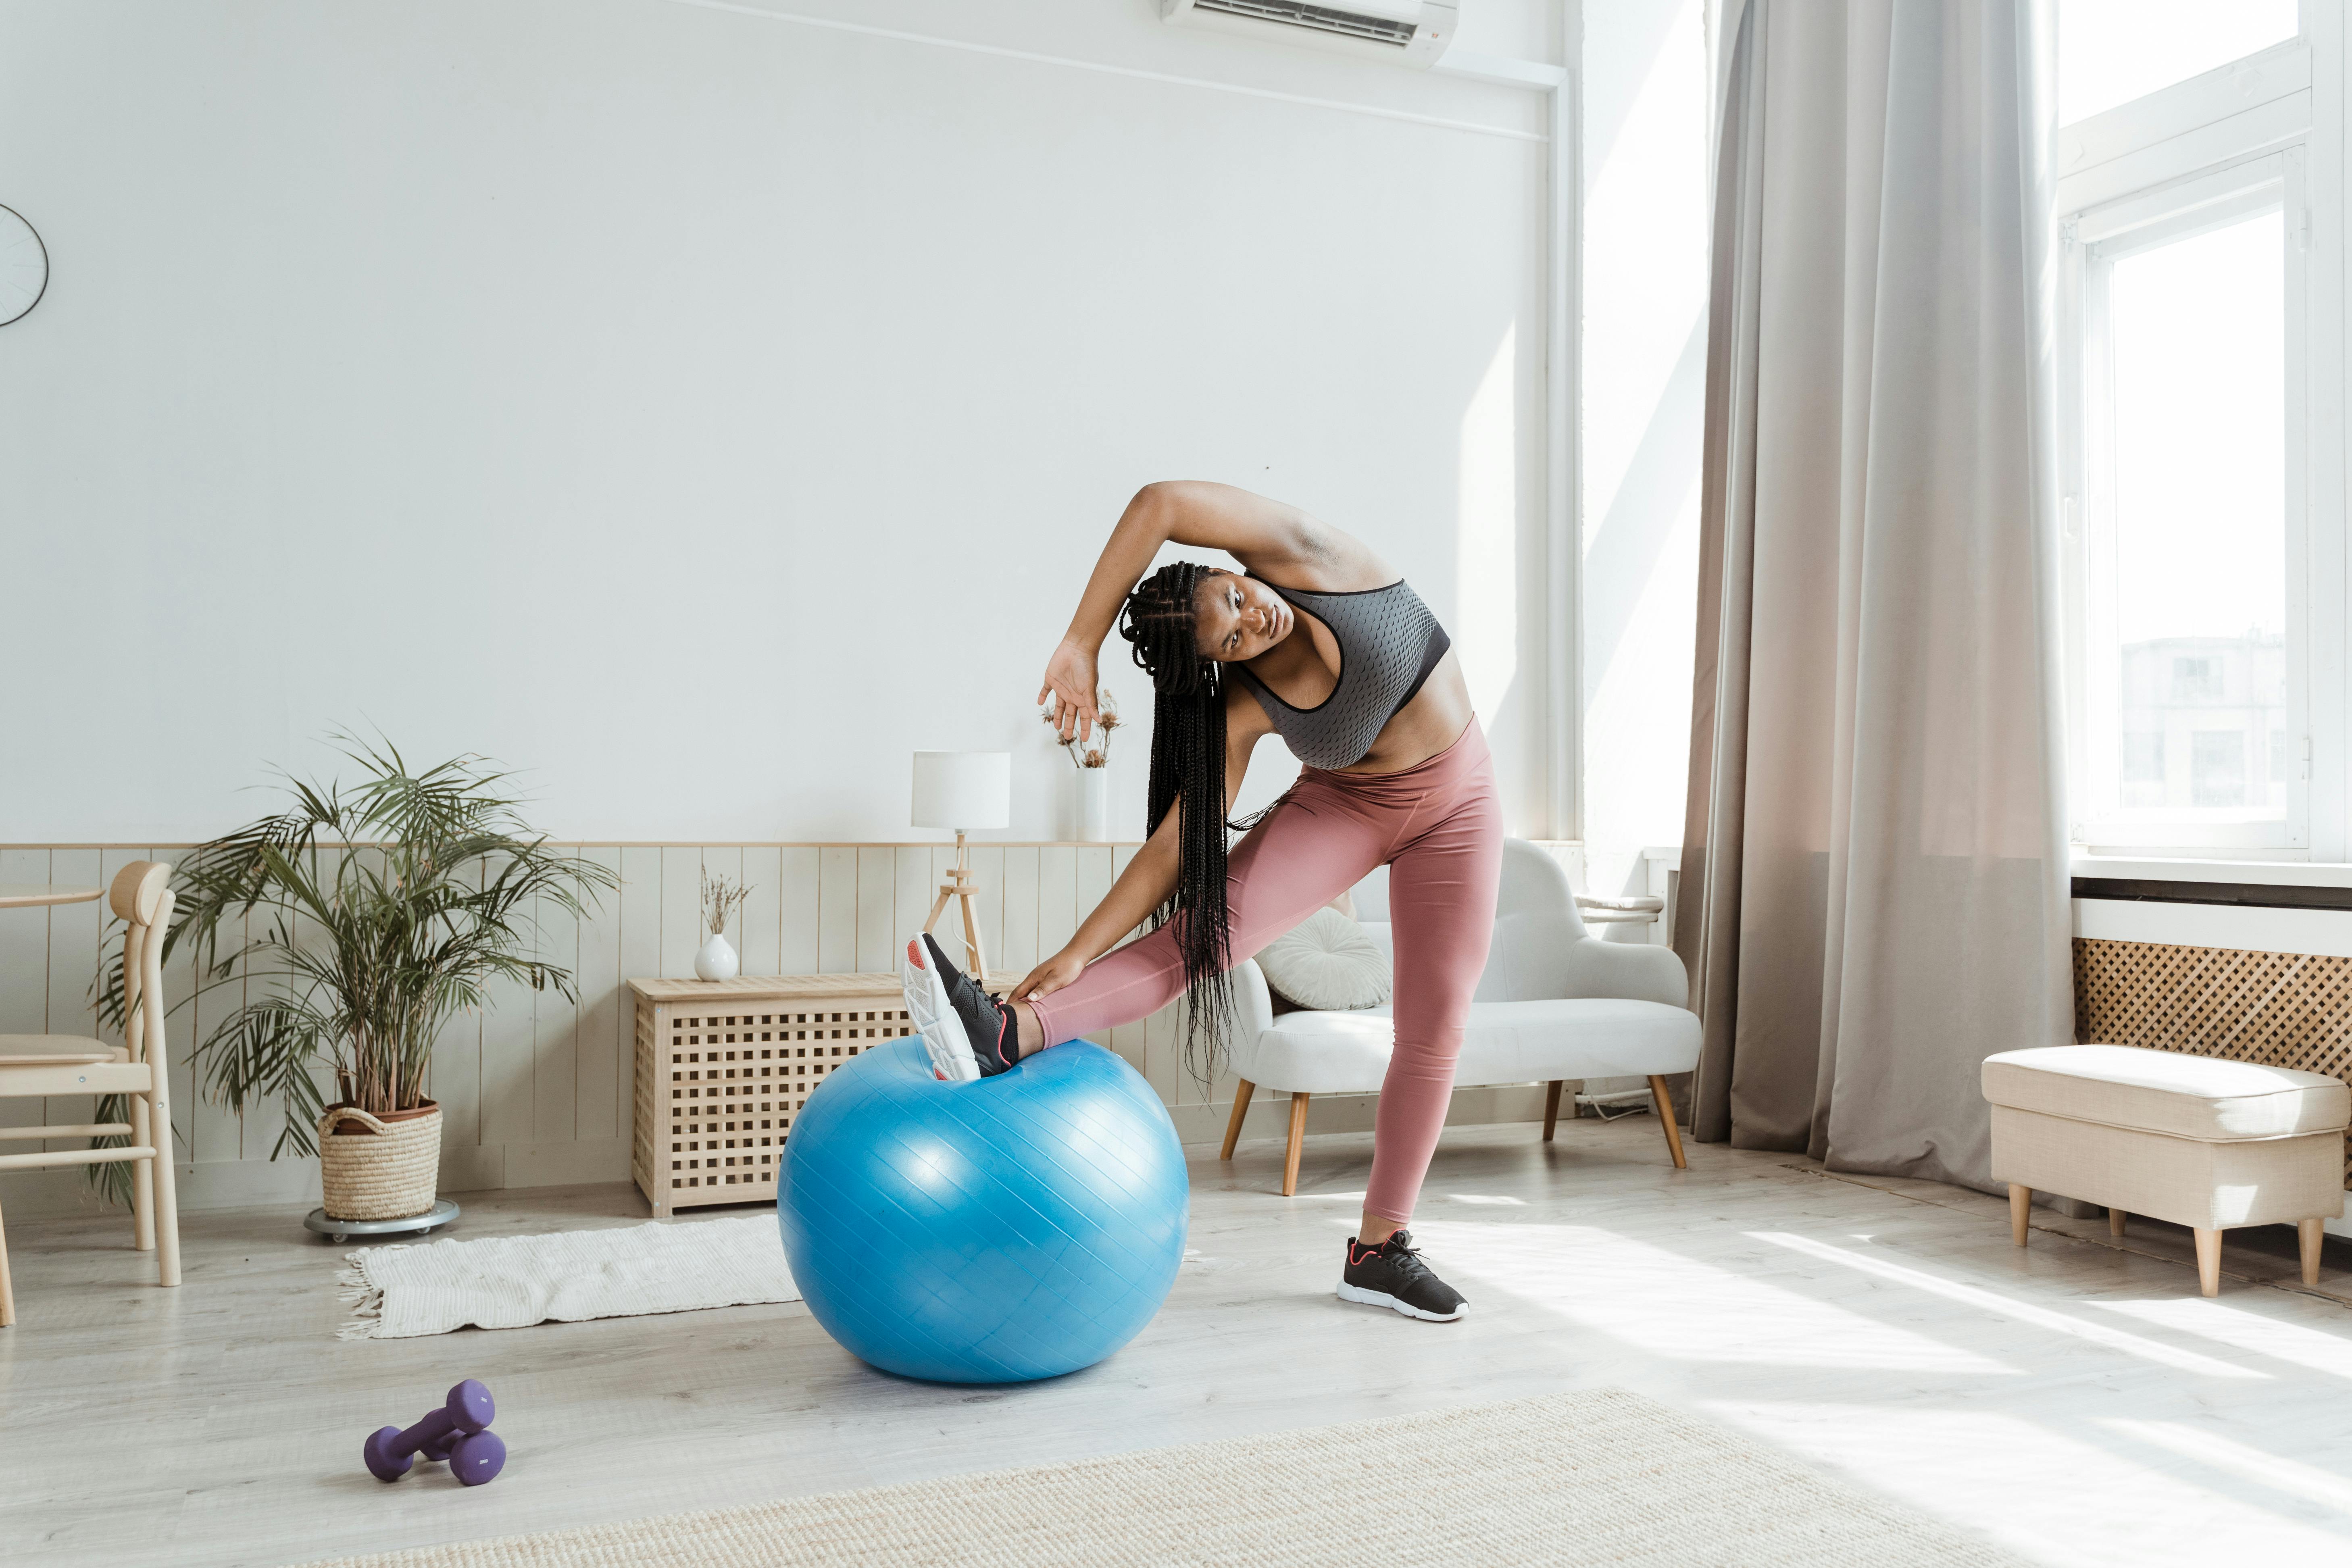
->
[1117,561,1237,1084]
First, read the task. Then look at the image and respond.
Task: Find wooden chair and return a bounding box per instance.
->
[0,862,183,1324]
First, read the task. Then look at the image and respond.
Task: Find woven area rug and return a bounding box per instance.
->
[290,1389,2028,1567]
[337,1217,797,1340]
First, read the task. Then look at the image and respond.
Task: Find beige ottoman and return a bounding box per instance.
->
[1982,1044,2349,1296]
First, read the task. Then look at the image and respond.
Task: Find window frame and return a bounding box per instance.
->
[2056,15,2344,858]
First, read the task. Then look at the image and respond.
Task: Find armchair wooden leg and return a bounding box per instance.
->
[0,1187,15,1327]
[1221,1081,1256,1162]
[1647,1077,1687,1169]
[2109,1208,2126,1237]
[2300,1218,2325,1286]
[1542,1081,1562,1143]
[2194,1226,2222,1297]
[2008,1184,2031,1246]
[1282,1093,1309,1197]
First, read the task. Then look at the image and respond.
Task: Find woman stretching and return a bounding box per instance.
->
[902,481,1501,1321]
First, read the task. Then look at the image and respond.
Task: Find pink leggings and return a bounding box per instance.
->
[1028,720,1503,1224]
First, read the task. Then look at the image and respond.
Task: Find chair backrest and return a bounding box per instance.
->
[1346,839,1590,1002]
[108,861,174,1064]
[110,860,170,927]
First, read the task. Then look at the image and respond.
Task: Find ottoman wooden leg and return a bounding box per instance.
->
[1221,1081,1255,1161]
[1542,1081,1562,1143]
[2109,1208,2127,1237]
[2194,1227,2222,1297]
[2008,1184,2031,1246]
[2300,1218,2325,1286]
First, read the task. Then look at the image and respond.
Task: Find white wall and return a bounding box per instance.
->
[1578,0,1709,900]
[0,0,1557,845]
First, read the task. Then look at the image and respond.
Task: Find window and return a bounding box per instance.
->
[2059,1,2298,125]
[2192,731,2248,808]
[2170,658,2225,706]
[2057,2,2331,854]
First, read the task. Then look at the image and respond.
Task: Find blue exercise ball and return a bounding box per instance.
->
[777,1035,1187,1385]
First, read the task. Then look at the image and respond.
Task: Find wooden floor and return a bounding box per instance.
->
[5,1116,2352,1568]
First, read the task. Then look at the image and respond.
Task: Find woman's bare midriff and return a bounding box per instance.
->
[1327,651,1476,775]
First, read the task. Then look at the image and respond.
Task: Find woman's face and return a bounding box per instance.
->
[1192,569,1295,662]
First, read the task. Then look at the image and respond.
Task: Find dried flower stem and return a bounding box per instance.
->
[1042,687,1122,770]
[701,868,752,939]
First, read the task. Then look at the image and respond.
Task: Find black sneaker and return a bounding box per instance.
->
[1337,1231,1466,1321]
[902,934,1019,1081]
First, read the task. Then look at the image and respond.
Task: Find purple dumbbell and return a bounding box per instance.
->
[419,1427,508,1484]
[364,1379,504,1485]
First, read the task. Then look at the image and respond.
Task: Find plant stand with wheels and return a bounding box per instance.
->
[304,1199,462,1246]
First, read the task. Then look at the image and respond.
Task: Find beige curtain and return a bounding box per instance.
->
[1674,0,2071,1190]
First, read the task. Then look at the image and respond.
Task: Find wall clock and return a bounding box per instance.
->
[0,206,48,327]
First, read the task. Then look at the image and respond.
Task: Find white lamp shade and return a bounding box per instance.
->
[910,752,1011,831]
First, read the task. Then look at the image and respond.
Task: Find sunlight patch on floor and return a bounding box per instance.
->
[1753,1232,2266,1381]
[2091,1296,2352,1383]
[1725,1401,2352,1564]
[1414,1220,2013,1373]
[2104,1418,2352,1518]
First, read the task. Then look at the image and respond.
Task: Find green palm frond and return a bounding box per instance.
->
[83,733,615,1205]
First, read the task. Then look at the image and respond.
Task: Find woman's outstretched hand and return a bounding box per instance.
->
[1039,639,1101,742]
[1012,947,1086,1004]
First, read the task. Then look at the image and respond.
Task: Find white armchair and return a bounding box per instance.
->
[1221,838,1700,1195]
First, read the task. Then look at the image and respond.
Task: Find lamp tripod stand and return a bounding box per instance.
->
[921,830,1000,993]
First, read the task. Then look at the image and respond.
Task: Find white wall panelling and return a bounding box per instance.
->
[0,843,1548,1218]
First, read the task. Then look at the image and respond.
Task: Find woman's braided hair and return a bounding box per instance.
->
[1117,561,1236,1083]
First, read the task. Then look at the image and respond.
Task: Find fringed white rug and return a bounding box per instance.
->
[337,1217,798,1340]
[289,1388,2029,1567]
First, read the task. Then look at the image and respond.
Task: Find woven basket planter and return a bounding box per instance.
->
[319,1102,442,1222]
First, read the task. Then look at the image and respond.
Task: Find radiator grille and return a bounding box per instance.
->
[1195,0,1417,46]
[2075,936,2352,1185]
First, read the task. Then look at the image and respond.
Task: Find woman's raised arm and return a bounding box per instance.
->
[1040,483,1322,741]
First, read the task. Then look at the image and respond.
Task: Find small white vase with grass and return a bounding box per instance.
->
[696,869,750,981]
[1044,685,1121,843]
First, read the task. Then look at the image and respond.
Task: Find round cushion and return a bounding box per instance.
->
[777,1036,1187,1384]
[1255,907,1392,1013]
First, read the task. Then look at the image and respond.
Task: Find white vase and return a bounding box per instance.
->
[695,932,739,981]
[1076,768,1110,843]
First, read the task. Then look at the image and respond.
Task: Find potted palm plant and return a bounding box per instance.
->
[100,738,614,1223]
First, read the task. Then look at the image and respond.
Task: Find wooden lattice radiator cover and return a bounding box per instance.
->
[628,975,919,1217]
[2074,937,2352,1185]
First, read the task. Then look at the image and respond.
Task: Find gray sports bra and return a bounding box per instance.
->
[1232,576,1452,770]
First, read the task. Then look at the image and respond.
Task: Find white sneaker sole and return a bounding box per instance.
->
[1335,1281,1466,1322]
[902,937,979,1083]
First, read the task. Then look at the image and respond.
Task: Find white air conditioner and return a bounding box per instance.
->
[1159,0,1458,70]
